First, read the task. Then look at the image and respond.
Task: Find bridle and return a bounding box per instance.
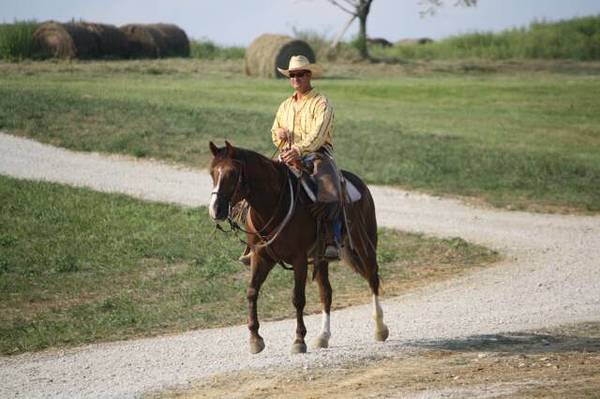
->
[210,159,246,207]
[213,158,301,267]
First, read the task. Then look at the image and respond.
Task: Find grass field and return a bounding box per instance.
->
[0,58,599,212]
[0,175,497,355]
[0,60,600,212]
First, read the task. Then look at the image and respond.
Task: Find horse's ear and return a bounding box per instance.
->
[225,140,235,157]
[209,141,218,156]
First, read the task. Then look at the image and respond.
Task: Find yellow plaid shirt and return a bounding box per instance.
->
[271,89,335,156]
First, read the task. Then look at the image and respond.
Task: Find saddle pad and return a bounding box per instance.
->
[344,177,362,202]
[300,174,362,203]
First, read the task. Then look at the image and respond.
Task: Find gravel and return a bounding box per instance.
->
[1,132,599,398]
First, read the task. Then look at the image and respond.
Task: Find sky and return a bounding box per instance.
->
[2,0,600,46]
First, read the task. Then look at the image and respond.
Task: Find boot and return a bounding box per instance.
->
[238,245,252,266]
[324,243,339,260]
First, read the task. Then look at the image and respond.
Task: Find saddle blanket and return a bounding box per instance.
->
[298,172,362,203]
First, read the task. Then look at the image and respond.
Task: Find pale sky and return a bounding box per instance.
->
[2,0,600,46]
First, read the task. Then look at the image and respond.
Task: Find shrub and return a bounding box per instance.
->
[189,39,244,60]
[0,20,38,60]
[371,14,600,61]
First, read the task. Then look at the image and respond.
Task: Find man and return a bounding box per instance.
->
[272,55,342,260]
[238,55,342,265]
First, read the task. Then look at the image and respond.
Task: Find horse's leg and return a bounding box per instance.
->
[342,237,389,343]
[365,253,389,342]
[312,260,332,349]
[291,258,308,354]
[371,287,389,342]
[247,254,274,354]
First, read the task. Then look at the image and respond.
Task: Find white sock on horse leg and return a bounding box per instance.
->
[372,294,385,330]
[320,311,331,338]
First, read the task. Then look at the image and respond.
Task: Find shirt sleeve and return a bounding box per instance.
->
[294,99,334,154]
[271,102,285,148]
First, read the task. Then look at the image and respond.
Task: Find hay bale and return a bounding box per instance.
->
[120,23,189,58]
[367,37,393,47]
[83,22,129,58]
[120,24,164,58]
[245,34,316,79]
[34,21,131,59]
[149,23,190,57]
[33,21,100,59]
[397,37,434,46]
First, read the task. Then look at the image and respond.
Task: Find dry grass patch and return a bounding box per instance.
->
[155,322,600,399]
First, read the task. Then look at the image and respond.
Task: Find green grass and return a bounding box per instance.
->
[1,59,599,212]
[0,175,497,354]
[0,20,38,60]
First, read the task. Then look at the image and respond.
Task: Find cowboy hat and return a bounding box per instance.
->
[277,55,323,78]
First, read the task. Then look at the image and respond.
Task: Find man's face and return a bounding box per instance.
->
[289,70,312,93]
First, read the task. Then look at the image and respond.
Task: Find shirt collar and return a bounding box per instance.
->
[292,88,316,102]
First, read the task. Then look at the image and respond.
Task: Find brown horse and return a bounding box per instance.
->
[208,141,389,354]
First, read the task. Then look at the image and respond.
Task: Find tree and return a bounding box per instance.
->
[326,0,477,60]
[327,0,373,59]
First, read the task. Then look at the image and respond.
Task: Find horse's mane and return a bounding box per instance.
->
[233,147,287,176]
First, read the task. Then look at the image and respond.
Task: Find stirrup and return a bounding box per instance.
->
[324,244,340,260]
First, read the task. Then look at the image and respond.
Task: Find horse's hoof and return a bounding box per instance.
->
[375,325,389,342]
[291,342,307,354]
[311,334,330,349]
[249,337,265,354]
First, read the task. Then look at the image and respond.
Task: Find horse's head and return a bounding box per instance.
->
[208,141,245,221]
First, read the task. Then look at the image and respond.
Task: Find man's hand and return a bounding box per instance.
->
[281,147,301,165]
[277,128,290,141]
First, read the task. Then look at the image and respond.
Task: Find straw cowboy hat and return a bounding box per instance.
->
[277,55,323,78]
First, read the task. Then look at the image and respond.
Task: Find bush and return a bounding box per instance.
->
[0,20,38,60]
[371,15,600,61]
[292,28,362,61]
[189,39,244,60]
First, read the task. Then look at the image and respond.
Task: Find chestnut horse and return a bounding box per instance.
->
[208,141,388,354]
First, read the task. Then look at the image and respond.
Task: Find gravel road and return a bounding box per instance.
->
[1,132,599,398]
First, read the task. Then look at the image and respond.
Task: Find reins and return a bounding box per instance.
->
[214,158,302,271]
[248,177,296,249]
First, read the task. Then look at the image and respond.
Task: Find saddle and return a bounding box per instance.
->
[289,167,362,204]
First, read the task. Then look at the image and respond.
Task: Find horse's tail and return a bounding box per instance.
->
[341,171,380,291]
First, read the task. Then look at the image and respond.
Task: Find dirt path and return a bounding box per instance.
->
[162,323,600,399]
[1,132,599,398]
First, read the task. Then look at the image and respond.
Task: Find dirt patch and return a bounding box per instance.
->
[152,322,600,399]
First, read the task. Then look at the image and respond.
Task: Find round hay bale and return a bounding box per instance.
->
[120,24,165,58]
[33,21,99,59]
[397,37,434,46]
[120,23,189,58]
[367,37,393,47]
[82,22,129,59]
[148,23,190,57]
[245,34,316,79]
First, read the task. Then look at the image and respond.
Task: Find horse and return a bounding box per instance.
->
[208,141,389,354]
